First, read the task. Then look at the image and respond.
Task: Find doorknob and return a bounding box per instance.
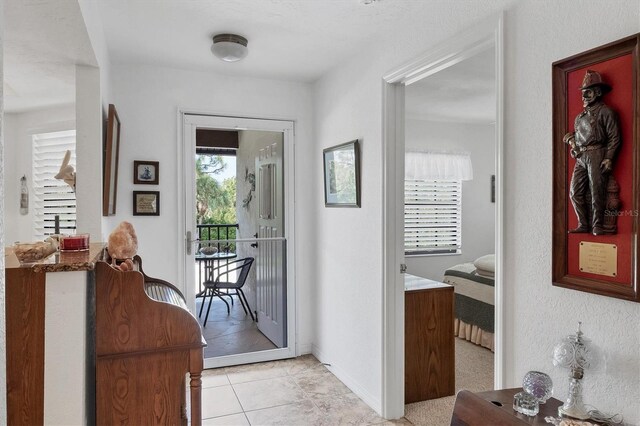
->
[251,233,258,248]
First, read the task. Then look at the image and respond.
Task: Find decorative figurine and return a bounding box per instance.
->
[107,221,139,271]
[564,70,621,236]
[54,149,76,192]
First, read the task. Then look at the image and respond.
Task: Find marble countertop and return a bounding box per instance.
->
[5,243,106,273]
[404,273,452,292]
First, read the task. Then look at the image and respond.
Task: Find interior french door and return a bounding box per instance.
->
[180,113,295,368]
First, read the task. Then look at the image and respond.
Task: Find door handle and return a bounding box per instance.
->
[186,231,200,255]
[251,233,258,248]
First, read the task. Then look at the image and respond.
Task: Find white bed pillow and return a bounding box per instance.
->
[473,254,495,275]
[475,268,494,278]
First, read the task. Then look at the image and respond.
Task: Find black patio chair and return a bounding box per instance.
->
[199,257,255,326]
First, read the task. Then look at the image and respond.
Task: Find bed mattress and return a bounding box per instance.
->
[443,262,495,350]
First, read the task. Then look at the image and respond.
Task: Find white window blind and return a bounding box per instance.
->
[404,179,462,255]
[32,130,77,240]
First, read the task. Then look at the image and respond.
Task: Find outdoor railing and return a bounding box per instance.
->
[197,223,239,253]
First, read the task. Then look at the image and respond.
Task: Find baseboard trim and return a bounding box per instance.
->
[311,344,382,415]
[297,342,312,355]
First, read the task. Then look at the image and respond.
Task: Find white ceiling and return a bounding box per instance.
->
[96,0,507,83]
[4,0,96,113]
[405,47,496,123]
[4,0,504,117]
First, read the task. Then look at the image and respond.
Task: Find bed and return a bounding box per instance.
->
[443,254,495,351]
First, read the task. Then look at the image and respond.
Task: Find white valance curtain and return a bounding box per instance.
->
[405,151,473,181]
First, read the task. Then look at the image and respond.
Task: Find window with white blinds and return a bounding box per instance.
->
[404,179,462,256]
[32,130,77,240]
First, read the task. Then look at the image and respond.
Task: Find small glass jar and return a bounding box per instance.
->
[513,391,539,416]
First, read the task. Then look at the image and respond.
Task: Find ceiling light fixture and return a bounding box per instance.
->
[211,34,248,62]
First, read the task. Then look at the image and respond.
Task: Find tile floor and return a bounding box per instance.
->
[198,354,412,425]
[196,297,277,359]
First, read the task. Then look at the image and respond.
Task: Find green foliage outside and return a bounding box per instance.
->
[196,155,237,239]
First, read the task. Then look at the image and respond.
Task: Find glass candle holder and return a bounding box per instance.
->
[59,234,90,252]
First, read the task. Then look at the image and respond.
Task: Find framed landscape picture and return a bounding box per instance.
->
[323,140,361,207]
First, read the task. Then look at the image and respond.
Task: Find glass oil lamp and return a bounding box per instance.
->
[552,322,601,420]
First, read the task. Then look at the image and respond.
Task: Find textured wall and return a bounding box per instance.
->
[313,2,514,413]
[503,3,640,423]
[75,66,103,243]
[0,0,7,420]
[314,0,639,420]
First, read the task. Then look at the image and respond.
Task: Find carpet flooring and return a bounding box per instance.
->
[404,338,494,425]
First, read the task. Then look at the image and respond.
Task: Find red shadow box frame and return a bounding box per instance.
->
[552,34,640,303]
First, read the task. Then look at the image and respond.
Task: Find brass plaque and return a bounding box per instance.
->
[579,242,618,277]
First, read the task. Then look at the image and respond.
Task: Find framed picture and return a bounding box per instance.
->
[323,140,361,207]
[133,191,160,216]
[103,104,121,216]
[552,34,640,303]
[134,160,159,184]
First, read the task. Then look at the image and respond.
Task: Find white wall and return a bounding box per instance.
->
[312,6,508,413]
[405,119,495,281]
[109,63,315,353]
[314,1,640,422]
[4,105,76,243]
[77,0,111,113]
[77,0,114,243]
[0,1,7,419]
[503,3,639,422]
[75,66,103,243]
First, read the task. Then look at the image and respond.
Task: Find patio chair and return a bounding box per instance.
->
[199,257,255,326]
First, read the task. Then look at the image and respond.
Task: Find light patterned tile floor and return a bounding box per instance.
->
[199,355,413,425]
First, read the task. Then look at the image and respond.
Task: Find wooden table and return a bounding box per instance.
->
[451,388,564,425]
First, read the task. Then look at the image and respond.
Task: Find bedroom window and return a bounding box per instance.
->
[404,150,472,256]
[404,179,462,256]
[32,130,77,240]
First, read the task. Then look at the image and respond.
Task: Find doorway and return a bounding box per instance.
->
[381,14,504,418]
[180,114,296,369]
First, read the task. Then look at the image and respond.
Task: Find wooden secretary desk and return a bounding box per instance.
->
[95,257,206,425]
[5,247,205,425]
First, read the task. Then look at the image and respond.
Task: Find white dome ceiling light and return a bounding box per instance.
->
[211,34,248,62]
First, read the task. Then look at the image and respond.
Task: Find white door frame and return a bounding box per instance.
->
[380,13,505,418]
[177,112,297,368]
